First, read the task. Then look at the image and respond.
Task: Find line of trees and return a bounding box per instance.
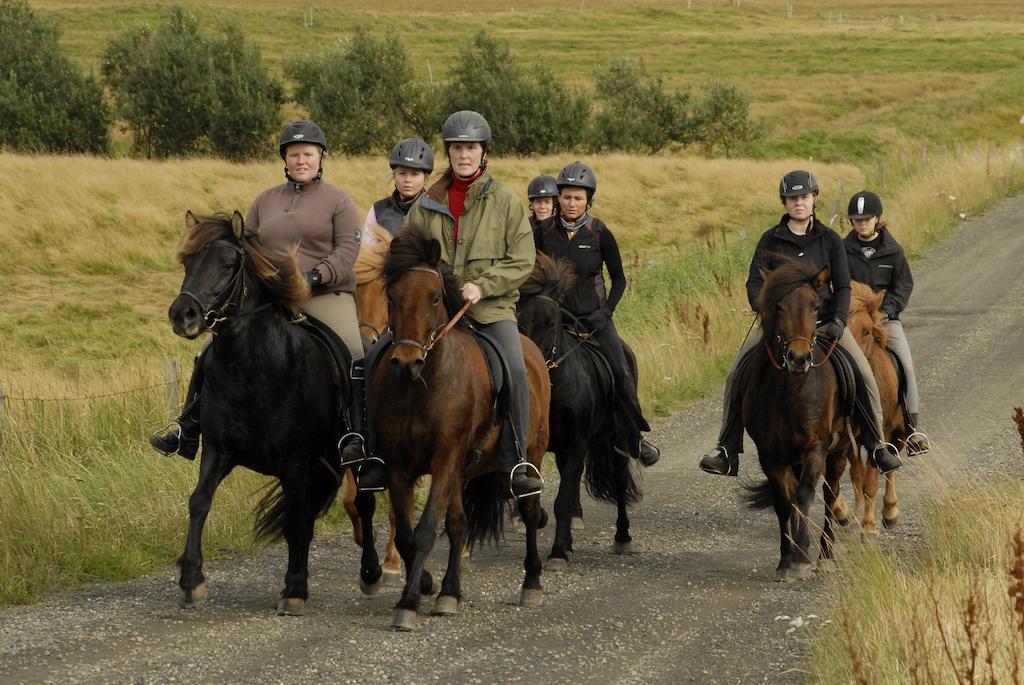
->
[0,2,763,159]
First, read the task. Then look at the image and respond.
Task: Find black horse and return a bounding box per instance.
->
[166,211,375,614]
[517,254,640,569]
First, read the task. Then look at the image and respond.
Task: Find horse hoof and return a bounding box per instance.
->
[512,519,526,535]
[545,557,569,572]
[817,558,839,574]
[276,597,307,616]
[883,516,899,530]
[570,516,585,532]
[360,574,383,596]
[382,569,404,587]
[520,588,544,608]
[392,609,418,631]
[431,595,459,616]
[774,563,813,582]
[835,515,851,527]
[612,541,634,556]
[179,582,207,609]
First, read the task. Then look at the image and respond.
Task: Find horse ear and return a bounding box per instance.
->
[426,238,442,267]
[759,266,770,281]
[231,211,245,240]
[812,265,830,289]
[872,288,886,312]
[185,210,198,228]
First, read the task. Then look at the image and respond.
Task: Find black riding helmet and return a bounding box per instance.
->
[527,175,558,200]
[389,137,434,173]
[779,170,819,199]
[442,110,492,144]
[556,161,597,193]
[848,190,884,219]
[278,120,327,159]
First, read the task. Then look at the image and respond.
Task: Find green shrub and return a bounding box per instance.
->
[440,30,591,155]
[692,81,764,157]
[0,0,109,153]
[287,27,425,155]
[103,6,281,159]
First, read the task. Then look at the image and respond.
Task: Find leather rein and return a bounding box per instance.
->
[391,266,471,358]
[527,294,591,369]
[179,239,272,331]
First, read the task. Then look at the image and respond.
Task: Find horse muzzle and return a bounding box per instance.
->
[169,294,204,339]
[784,348,813,374]
[390,351,426,381]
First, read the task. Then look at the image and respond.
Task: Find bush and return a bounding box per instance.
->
[287,27,426,155]
[440,30,590,155]
[692,81,764,157]
[0,0,109,153]
[103,6,281,159]
[587,57,692,154]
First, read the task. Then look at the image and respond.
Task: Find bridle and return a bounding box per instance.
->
[522,293,590,369]
[179,239,270,330]
[391,267,471,359]
[762,285,839,372]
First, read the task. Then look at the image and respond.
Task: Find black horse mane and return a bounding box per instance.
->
[384,223,467,324]
[177,212,309,309]
[520,253,576,300]
[759,254,822,328]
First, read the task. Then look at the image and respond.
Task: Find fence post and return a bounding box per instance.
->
[164,360,180,418]
[0,387,6,450]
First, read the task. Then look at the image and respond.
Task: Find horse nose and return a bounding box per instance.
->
[169,295,202,339]
[786,348,812,373]
[390,355,425,381]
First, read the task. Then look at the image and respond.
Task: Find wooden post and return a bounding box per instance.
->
[164,360,180,418]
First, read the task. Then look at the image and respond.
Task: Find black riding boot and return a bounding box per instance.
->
[149,357,203,460]
[497,415,544,499]
[698,415,742,477]
[856,401,902,474]
[906,413,930,456]
[338,359,385,492]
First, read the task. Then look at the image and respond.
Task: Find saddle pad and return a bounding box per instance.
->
[819,339,858,415]
[470,328,507,399]
[294,313,351,392]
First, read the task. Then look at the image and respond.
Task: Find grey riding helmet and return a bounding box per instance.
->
[778,170,819,198]
[389,137,434,173]
[848,190,884,219]
[527,175,558,200]
[278,120,327,159]
[441,110,492,144]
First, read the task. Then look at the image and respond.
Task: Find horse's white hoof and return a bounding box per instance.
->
[520,588,544,607]
[432,595,459,616]
[360,574,383,596]
[276,597,307,616]
[570,516,585,531]
[393,608,418,631]
[545,556,569,572]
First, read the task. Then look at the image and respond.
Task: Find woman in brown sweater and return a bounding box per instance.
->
[150,120,366,464]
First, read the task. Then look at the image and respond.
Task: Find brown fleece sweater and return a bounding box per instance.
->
[245,180,362,294]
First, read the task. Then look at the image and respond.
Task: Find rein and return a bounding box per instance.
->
[391,266,471,357]
[179,239,270,330]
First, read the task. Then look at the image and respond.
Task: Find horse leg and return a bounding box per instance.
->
[382,494,404,585]
[766,467,796,581]
[355,489,383,595]
[393,474,443,631]
[612,450,634,556]
[276,473,315,616]
[518,493,544,607]
[862,462,881,537]
[177,454,229,608]
[571,480,585,532]
[819,453,847,564]
[848,442,867,524]
[342,469,362,547]
[548,446,584,571]
[433,489,466,617]
[790,448,824,577]
[881,472,900,529]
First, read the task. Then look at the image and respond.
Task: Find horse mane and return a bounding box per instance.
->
[520,253,577,300]
[849,280,889,349]
[354,223,394,286]
[384,223,466,323]
[176,212,309,309]
[759,254,823,329]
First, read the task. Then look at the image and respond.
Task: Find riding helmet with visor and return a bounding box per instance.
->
[847,190,884,219]
[278,120,327,159]
[389,136,434,173]
[527,175,559,200]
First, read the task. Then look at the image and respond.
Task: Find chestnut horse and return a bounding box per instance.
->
[356,224,551,631]
[833,281,904,534]
[744,258,854,580]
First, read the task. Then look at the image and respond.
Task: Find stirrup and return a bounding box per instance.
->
[509,462,544,500]
[905,429,930,456]
[699,446,737,476]
[356,456,387,493]
[871,442,902,474]
[150,422,183,457]
[337,432,368,468]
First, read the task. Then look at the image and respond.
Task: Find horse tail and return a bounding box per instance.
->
[463,471,509,547]
[253,456,341,542]
[585,444,641,505]
[744,479,775,510]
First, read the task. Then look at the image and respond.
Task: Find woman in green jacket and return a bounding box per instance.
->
[356,110,542,499]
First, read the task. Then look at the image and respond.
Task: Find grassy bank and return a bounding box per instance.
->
[2,146,1023,605]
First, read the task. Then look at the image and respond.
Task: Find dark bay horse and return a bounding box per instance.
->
[743,258,853,580]
[517,254,640,569]
[835,281,904,535]
[357,224,551,631]
[167,211,364,615]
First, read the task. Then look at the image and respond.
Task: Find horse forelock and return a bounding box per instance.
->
[176,212,309,309]
[759,256,822,333]
[520,253,576,300]
[384,223,467,324]
[849,281,889,349]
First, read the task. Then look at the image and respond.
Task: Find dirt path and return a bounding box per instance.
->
[3,197,1024,685]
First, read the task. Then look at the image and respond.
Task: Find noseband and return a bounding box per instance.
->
[391,267,471,359]
[521,294,590,369]
[179,239,270,330]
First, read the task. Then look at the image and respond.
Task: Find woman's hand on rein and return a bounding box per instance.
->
[461,282,483,304]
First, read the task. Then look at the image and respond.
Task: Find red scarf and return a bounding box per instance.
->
[448,168,482,243]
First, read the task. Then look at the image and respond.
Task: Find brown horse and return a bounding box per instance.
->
[744,258,854,580]
[356,224,551,631]
[833,281,904,534]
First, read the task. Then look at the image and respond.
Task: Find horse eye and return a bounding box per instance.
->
[222,262,234,272]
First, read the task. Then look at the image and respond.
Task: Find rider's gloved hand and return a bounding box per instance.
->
[818,318,844,343]
[585,308,612,332]
[305,268,322,289]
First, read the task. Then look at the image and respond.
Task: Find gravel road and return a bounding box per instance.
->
[3,197,1023,685]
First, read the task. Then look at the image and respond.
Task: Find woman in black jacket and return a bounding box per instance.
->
[698,171,903,477]
[844,190,929,454]
[533,160,659,466]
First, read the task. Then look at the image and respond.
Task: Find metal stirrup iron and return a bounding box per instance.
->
[872,442,902,472]
[152,422,184,457]
[337,433,367,467]
[509,462,544,500]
